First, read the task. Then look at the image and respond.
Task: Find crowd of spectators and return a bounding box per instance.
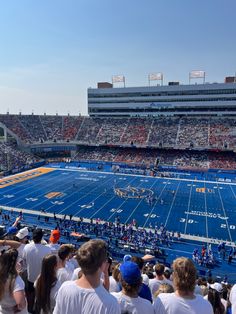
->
[40,115,63,142]
[76,118,103,143]
[1,114,236,151]
[96,118,128,145]
[1,214,236,314]
[0,143,38,172]
[177,118,209,148]
[62,116,84,141]
[1,114,236,171]
[148,118,179,148]
[74,147,236,170]
[120,118,151,145]
[18,115,47,143]
[0,114,31,143]
[210,118,236,149]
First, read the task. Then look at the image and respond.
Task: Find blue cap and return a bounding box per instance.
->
[7,226,18,235]
[120,261,141,284]
[123,254,132,263]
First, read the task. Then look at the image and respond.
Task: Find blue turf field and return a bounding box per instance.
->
[0,165,236,242]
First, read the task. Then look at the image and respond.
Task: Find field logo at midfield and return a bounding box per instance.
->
[196,187,214,193]
[45,192,65,199]
[0,168,54,188]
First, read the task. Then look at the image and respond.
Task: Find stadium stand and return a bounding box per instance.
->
[0,142,38,172]
[0,114,236,151]
[1,112,236,313]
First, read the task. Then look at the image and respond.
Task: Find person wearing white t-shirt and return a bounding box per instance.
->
[112,261,154,314]
[0,249,27,314]
[0,227,29,278]
[57,245,73,284]
[149,263,167,297]
[23,228,51,312]
[153,257,213,314]
[53,239,120,314]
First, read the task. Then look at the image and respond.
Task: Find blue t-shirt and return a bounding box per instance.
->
[139,283,152,303]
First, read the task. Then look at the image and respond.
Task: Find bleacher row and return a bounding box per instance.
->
[1,114,236,149]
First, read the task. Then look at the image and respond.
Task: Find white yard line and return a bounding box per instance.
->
[164,181,181,227]
[184,181,194,234]
[217,183,232,242]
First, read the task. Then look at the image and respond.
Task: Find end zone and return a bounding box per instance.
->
[0,167,55,188]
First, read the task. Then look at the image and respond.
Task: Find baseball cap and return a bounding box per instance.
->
[123,254,132,263]
[49,229,60,243]
[7,226,18,235]
[16,227,29,240]
[210,282,223,293]
[120,261,141,284]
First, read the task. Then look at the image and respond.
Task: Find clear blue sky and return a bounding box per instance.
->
[0,0,235,115]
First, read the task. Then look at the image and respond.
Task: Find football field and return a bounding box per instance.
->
[0,165,236,243]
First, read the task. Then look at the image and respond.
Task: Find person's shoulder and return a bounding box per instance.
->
[41,243,52,251]
[98,286,120,304]
[137,295,153,306]
[23,242,34,250]
[195,295,213,313]
[159,292,175,299]
[196,294,213,305]
[14,275,25,292]
[59,280,76,290]
[149,278,156,284]
[111,291,122,299]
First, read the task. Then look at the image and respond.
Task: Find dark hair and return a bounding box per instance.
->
[35,254,58,313]
[76,239,107,275]
[208,289,225,314]
[0,249,18,300]
[164,269,171,279]
[58,245,72,261]
[120,276,142,296]
[33,228,43,243]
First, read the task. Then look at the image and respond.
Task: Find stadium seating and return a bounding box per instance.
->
[1,114,236,171]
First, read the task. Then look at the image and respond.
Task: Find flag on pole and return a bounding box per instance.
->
[190,70,205,78]
[112,75,125,83]
[148,73,163,81]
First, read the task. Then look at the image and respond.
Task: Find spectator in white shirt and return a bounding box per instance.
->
[112,261,154,314]
[149,263,167,297]
[23,228,51,312]
[0,248,27,313]
[57,245,73,284]
[53,239,120,314]
[153,257,213,314]
[35,254,61,314]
